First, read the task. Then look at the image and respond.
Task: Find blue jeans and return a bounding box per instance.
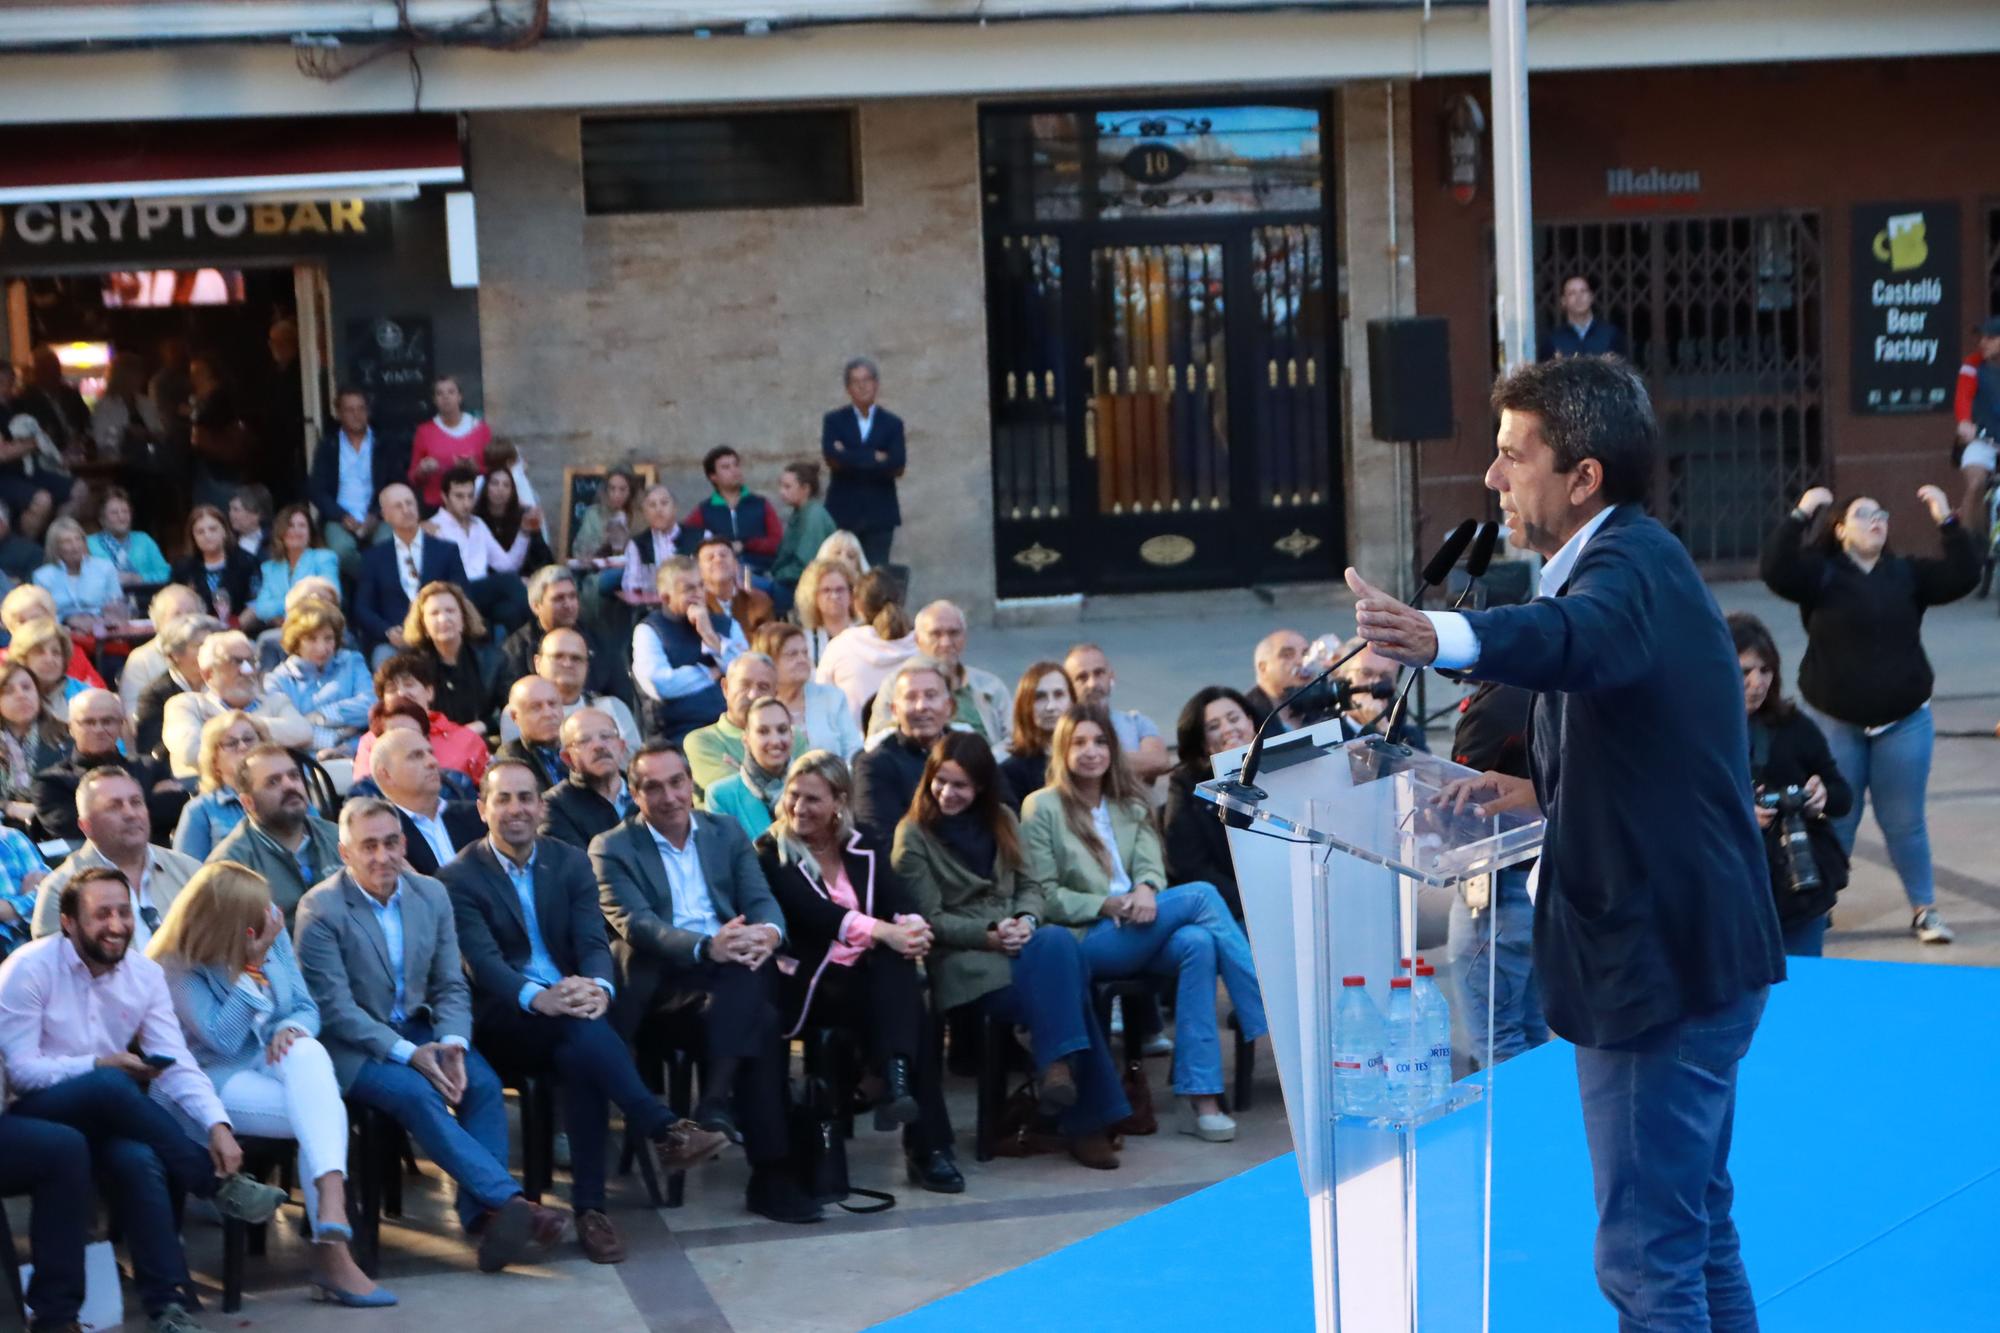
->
[10,1067,222,1316]
[1810,703,1934,909]
[1080,882,1267,1096]
[1447,865,1549,1068]
[976,926,1129,1135]
[1781,912,1827,958]
[1575,987,1768,1332]
[0,1113,93,1327]
[346,1021,520,1230]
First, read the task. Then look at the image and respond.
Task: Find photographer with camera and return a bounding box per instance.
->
[1730,613,1851,957]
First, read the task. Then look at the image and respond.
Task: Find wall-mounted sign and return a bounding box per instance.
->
[1851,201,1958,415]
[1605,167,1702,200]
[344,315,434,451]
[0,197,392,266]
[1117,143,1191,187]
[1442,94,1486,206]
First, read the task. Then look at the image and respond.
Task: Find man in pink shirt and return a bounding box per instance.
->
[0,867,288,1331]
[407,374,491,511]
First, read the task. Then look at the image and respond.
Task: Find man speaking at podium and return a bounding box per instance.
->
[1347,356,1785,1330]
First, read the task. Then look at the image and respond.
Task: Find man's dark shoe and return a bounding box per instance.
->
[1037,1058,1078,1116]
[527,1202,571,1249]
[905,1148,965,1194]
[653,1118,730,1171]
[575,1209,625,1264]
[694,1098,744,1145]
[746,1166,824,1224]
[1068,1132,1121,1170]
[475,1196,537,1272]
[873,1056,919,1131]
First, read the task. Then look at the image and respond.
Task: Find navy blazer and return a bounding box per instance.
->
[308,427,408,527]
[820,405,905,531]
[1459,506,1784,1047]
[352,534,468,649]
[1539,319,1629,361]
[437,836,615,1025]
[394,799,487,878]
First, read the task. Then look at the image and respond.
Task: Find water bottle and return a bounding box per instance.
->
[1414,963,1452,1101]
[1384,978,1428,1118]
[1332,975,1385,1117]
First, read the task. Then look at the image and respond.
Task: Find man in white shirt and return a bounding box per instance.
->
[427,463,531,634]
[631,558,740,743]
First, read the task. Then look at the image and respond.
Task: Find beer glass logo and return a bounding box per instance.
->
[1872,212,1929,272]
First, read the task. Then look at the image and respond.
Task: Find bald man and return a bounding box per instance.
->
[497,626,640,749]
[32,689,184,844]
[371,727,486,876]
[352,483,468,658]
[496,675,569,791]
[541,708,634,850]
[1246,628,1316,732]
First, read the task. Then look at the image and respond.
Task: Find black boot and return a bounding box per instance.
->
[874,1056,920,1131]
[905,1147,965,1194]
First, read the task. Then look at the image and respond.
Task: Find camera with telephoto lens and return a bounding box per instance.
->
[1757,785,1822,896]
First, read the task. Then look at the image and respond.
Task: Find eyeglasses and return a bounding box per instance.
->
[1849,507,1890,524]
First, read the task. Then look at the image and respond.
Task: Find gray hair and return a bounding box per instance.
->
[147,583,204,625]
[725,650,775,682]
[526,564,577,608]
[842,356,879,385]
[160,613,223,659]
[914,600,965,634]
[74,763,136,819]
[196,629,254,674]
[339,796,400,844]
[883,654,950,704]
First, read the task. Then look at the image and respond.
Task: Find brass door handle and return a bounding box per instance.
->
[1085,404,1098,460]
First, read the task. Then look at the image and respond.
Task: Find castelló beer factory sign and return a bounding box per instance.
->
[1851,201,1958,415]
[0,197,392,265]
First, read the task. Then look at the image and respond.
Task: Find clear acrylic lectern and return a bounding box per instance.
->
[1198,721,1544,1333]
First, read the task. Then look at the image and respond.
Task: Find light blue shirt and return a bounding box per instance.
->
[398,802,457,870]
[646,821,721,962]
[1426,504,1621,671]
[32,558,121,620]
[493,840,562,1011]
[1109,707,1160,755]
[250,547,342,622]
[334,428,375,522]
[362,876,466,1064]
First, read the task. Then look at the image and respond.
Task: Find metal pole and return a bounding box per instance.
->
[1489,0,1535,370]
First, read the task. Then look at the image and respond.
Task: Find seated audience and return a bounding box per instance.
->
[162,630,313,779]
[697,536,775,635]
[295,798,564,1272]
[170,710,264,860]
[0,867,290,1331]
[0,1107,93,1333]
[755,621,860,758]
[852,657,963,846]
[680,447,782,575]
[34,690,184,845]
[497,566,626,707]
[1064,643,1171,783]
[1331,636,1428,749]
[211,743,343,925]
[13,617,87,721]
[371,728,485,877]
[246,503,341,630]
[404,580,492,732]
[227,485,273,565]
[815,567,917,723]
[771,461,838,601]
[572,465,638,567]
[1164,687,1258,919]
[354,654,489,786]
[440,760,728,1264]
[88,487,172,590]
[0,660,65,829]
[795,556,859,667]
[34,517,124,638]
[1021,705,1268,1143]
[172,504,258,622]
[430,463,531,635]
[686,653,796,797]
[0,498,48,580]
[704,697,795,841]
[894,731,1128,1169]
[136,613,221,757]
[0,821,46,955]
[474,459,552,579]
[866,600,1010,746]
[757,750,961,1193]
[148,861,392,1307]
[999,661,1071,810]
[1244,628,1317,731]
[617,483,682,609]
[540,708,633,850]
[496,675,569,791]
[632,557,734,745]
[267,601,375,758]
[120,584,207,717]
[500,625,640,748]
[33,766,202,944]
[1,583,103,688]
[308,386,402,582]
[353,483,468,660]
[407,374,490,510]
[591,743,808,1222]
[477,439,542,518]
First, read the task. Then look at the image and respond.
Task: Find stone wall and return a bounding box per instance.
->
[468,98,996,615]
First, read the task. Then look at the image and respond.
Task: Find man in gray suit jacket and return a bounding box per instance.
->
[295,797,566,1273]
[589,742,813,1223]
[209,743,341,925]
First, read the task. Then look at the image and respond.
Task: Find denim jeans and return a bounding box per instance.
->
[1809,702,1934,909]
[1080,882,1267,1096]
[10,1067,222,1316]
[976,925,1129,1135]
[1446,864,1549,1068]
[1781,912,1827,958]
[1575,987,1768,1332]
[345,1020,521,1230]
[0,1113,93,1327]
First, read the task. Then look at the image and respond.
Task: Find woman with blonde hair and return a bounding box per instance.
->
[812,566,916,722]
[813,529,870,576]
[1020,704,1267,1143]
[172,710,266,859]
[794,556,859,668]
[9,616,86,721]
[33,515,123,636]
[402,580,489,731]
[150,861,394,1307]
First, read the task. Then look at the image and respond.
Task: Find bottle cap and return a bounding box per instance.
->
[1415,965,1436,977]
[1390,977,1412,989]
[1399,957,1413,967]
[1342,975,1366,986]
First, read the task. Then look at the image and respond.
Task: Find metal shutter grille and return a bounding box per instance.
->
[581,111,857,215]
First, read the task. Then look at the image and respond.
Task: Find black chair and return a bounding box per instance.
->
[493,1070,561,1204]
[220,1136,298,1313]
[618,1012,701,1208]
[1092,977,1257,1112]
[955,1004,1016,1165]
[0,1199,24,1332]
[291,748,342,822]
[345,1102,418,1278]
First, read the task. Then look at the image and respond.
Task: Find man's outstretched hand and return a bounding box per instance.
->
[1345,568,1439,668]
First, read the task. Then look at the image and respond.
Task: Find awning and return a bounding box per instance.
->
[0,114,463,204]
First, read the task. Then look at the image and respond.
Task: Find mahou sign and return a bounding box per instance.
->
[0,197,393,265]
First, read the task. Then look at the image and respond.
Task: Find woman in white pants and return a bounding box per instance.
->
[149,861,394,1308]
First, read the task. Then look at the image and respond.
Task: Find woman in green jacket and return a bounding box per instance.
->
[893,732,1128,1169]
[1020,704,1267,1143]
[771,461,839,602]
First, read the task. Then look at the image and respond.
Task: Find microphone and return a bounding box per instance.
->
[1383,519,1498,743]
[1225,519,1477,801]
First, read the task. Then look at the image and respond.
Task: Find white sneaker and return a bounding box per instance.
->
[1912,907,1955,944]
[1181,1103,1237,1142]
[1141,1031,1174,1058]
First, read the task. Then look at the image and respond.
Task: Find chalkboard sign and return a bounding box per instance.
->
[562,464,655,561]
[343,315,435,453]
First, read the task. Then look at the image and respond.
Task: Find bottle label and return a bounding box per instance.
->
[1429,1043,1451,1060]
[1366,1054,1385,1073]
[1391,1059,1413,1076]
[1332,1058,1362,1072]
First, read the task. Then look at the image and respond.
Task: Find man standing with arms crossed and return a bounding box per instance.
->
[1346,356,1785,1329]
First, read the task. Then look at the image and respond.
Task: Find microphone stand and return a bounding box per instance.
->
[1381,522,1499,746]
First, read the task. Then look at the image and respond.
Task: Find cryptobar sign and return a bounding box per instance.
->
[0,197,392,265]
[1851,201,1959,415]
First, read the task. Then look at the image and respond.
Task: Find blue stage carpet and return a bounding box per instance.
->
[882,958,2000,1331]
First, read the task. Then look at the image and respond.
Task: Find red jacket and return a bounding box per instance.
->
[407,417,492,508]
